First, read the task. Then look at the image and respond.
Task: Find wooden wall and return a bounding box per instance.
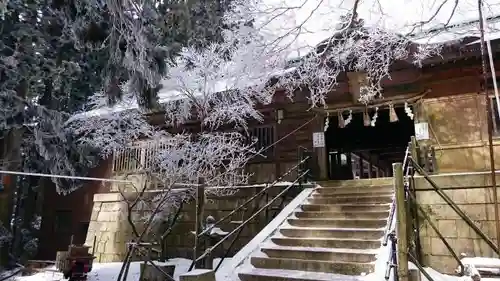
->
[245,94,320,183]
[36,158,113,260]
[418,60,500,172]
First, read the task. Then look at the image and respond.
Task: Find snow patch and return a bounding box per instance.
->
[10,258,234,281]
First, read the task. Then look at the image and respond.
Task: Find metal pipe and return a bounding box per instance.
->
[412,160,500,255]
[408,253,435,281]
[478,0,500,251]
[194,171,309,263]
[407,191,464,274]
[197,156,310,238]
[384,146,409,246]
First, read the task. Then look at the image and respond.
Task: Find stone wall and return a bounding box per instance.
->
[415,173,500,273]
[419,93,500,173]
[84,183,304,262]
[85,193,132,263]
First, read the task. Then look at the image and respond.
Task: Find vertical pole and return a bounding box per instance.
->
[478,0,500,251]
[359,156,364,179]
[368,155,373,179]
[394,163,409,281]
[410,137,418,167]
[193,178,206,269]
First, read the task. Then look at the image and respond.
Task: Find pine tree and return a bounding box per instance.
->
[0,0,236,267]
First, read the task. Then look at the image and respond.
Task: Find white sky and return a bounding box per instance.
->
[256,0,500,56]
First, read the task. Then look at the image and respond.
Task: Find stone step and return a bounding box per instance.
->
[308,196,392,204]
[301,203,390,212]
[311,191,393,199]
[287,218,387,228]
[279,227,384,239]
[261,245,377,263]
[251,256,374,275]
[314,186,393,195]
[295,210,389,220]
[271,237,381,249]
[317,178,392,188]
[238,268,367,281]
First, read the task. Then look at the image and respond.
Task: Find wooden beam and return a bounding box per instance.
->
[346,72,369,104]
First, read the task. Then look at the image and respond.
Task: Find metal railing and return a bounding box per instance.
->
[410,160,500,256]
[388,136,500,281]
[187,150,312,272]
[383,145,410,281]
[112,140,170,173]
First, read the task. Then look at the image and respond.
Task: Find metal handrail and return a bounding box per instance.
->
[197,156,311,238]
[188,170,310,271]
[411,159,500,256]
[382,145,410,281]
[406,188,465,274]
[383,146,410,246]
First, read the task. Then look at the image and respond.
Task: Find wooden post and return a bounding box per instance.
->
[193,178,206,269]
[359,156,364,179]
[394,163,409,281]
[368,155,373,179]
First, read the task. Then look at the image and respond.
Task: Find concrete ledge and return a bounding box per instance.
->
[179,269,215,281]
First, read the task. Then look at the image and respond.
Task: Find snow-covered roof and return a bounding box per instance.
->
[75,0,500,119]
[74,66,297,119]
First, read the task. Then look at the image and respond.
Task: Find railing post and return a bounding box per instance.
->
[394,163,409,281]
[193,177,206,269]
[410,137,419,168]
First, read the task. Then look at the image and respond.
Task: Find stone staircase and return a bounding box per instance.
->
[234,178,393,281]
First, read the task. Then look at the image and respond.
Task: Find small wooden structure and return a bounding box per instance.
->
[55,244,96,279]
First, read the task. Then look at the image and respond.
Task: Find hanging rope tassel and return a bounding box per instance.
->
[345,110,353,126]
[389,103,399,122]
[324,112,330,132]
[338,111,345,128]
[363,108,370,127]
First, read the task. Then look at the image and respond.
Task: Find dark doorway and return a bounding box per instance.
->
[325,106,415,180]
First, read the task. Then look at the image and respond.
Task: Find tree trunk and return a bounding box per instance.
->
[0,128,23,267]
[0,80,27,267]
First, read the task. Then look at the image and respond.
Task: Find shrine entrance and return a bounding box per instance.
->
[325,105,415,180]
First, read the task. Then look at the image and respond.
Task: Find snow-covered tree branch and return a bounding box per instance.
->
[1,0,498,265]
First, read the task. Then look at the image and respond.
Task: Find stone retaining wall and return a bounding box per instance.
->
[84,183,305,262]
[415,173,500,273]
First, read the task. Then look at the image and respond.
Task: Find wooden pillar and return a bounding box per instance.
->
[359,156,364,179]
[394,163,409,281]
[368,155,373,179]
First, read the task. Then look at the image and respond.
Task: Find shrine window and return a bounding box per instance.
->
[248,125,275,158]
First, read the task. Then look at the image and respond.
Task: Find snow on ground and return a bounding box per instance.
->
[7,258,232,281]
[3,256,500,281]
